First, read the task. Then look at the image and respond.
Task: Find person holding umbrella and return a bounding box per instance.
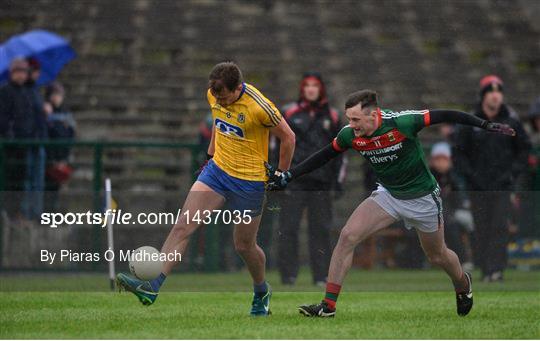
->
[0,30,76,86]
[0,58,43,220]
[0,30,75,220]
[21,57,48,219]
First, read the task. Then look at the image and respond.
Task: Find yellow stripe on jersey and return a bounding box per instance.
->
[207,83,282,181]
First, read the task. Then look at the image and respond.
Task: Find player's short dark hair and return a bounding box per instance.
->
[208,61,243,93]
[344,90,378,111]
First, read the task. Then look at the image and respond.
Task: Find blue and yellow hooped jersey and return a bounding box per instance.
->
[207,83,282,181]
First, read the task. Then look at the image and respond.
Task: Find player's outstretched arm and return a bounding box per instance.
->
[290,144,342,179]
[266,143,342,190]
[430,109,516,136]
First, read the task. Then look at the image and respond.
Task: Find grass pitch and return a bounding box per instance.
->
[1,269,539,339]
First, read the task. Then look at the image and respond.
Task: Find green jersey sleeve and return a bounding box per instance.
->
[332,125,353,152]
[385,110,430,138]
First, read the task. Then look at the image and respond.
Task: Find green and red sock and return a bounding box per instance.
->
[323,282,341,310]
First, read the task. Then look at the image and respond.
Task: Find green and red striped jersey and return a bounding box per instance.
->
[333,108,437,199]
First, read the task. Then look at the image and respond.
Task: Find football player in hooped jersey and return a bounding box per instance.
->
[117,62,295,316]
[267,89,515,317]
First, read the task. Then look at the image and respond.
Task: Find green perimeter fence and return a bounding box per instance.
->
[0,139,224,272]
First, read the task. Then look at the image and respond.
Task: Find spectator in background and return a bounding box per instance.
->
[20,57,48,219]
[453,75,531,282]
[429,142,474,272]
[43,82,75,212]
[278,72,345,285]
[0,59,36,220]
[0,59,31,138]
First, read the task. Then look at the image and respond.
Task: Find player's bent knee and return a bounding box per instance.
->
[426,251,446,266]
[234,241,254,254]
[339,227,362,248]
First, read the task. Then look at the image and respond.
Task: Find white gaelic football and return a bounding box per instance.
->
[129,246,163,280]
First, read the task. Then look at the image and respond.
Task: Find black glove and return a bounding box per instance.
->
[484,122,515,136]
[265,163,292,191]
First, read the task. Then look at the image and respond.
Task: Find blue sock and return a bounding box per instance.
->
[253,280,268,294]
[149,273,166,291]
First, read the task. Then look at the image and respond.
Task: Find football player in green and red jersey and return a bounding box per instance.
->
[266,89,515,317]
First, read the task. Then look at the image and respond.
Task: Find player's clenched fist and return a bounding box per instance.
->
[265,163,292,191]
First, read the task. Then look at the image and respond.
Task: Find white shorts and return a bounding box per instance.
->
[370,185,443,233]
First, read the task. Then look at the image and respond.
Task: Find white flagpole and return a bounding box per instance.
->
[105,178,116,291]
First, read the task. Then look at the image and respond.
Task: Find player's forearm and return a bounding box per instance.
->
[430,109,516,135]
[289,144,341,180]
[277,134,295,171]
[429,110,487,128]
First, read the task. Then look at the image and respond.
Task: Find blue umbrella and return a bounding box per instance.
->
[0,29,76,85]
